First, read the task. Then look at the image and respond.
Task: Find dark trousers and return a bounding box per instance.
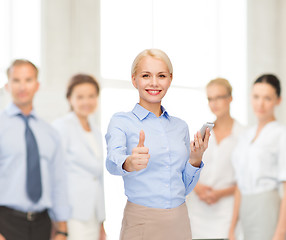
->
[0,206,51,240]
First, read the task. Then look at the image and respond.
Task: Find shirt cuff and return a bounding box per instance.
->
[117,154,132,176]
[49,205,71,222]
[185,161,204,177]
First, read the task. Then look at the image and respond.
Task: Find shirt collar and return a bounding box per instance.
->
[5,102,38,119]
[132,103,170,121]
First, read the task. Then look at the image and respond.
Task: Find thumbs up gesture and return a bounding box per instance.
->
[123,130,150,172]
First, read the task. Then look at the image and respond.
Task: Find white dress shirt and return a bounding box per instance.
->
[232,121,286,195]
[187,120,245,238]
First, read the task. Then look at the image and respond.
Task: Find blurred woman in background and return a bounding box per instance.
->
[186,78,244,239]
[229,74,286,240]
[53,74,106,240]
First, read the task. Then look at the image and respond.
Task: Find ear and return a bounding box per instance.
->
[4,82,9,92]
[167,73,173,88]
[229,96,233,103]
[36,81,40,91]
[132,75,138,89]
[277,96,282,105]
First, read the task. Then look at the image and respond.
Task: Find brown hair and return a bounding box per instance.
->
[206,77,232,96]
[66,74,100,99]
[7,59,39,78]
[254,74,281,97]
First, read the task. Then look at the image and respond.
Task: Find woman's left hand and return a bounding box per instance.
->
[189,128,210,167]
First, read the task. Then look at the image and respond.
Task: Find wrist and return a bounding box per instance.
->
[189,159,201,168]
[123,156,132,172]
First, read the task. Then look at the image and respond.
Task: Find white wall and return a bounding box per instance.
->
[247,0,286,124]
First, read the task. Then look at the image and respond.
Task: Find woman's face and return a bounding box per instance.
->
[132,56,172,108]
[207,84,232,118]
[252,82,280,121]
[68,83,99,118]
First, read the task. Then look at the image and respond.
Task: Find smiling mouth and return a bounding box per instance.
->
[146,90,161,95]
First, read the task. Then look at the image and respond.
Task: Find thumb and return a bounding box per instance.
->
[137,130,145,147]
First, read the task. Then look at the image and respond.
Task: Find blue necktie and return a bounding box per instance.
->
[19,114,42,203]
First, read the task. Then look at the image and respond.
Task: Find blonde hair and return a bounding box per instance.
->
[206,77,232,96]
[131,49,173,76]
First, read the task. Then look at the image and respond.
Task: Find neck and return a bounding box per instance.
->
[75,113,91,131]
[139,101,162,117]
[258,116,276,129]
[15,102,33,115]
[215,113,233,127]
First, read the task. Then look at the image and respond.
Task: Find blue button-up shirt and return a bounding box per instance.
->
[0,103,70,221]
[106,103,203,209]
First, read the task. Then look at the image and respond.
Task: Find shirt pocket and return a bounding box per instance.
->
[37,136,57,162]
[0,131,26,164]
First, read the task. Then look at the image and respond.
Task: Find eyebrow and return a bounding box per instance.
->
[140,71,169,74]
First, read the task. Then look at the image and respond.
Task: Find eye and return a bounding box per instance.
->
[265,96,272,101]
[253,94,259,99]
[159,74,166,78]
[12,78,20,83]
[142,74,150,78]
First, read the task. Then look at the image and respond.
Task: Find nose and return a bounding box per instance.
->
[256,98,264,109]
[150,75,159,87]
[19,82,27,91]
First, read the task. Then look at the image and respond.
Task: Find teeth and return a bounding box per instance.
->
[148,90,159,94]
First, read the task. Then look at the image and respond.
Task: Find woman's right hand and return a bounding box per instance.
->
[123,130,150,172]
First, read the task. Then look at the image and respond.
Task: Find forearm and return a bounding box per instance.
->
[54,221,68,233]
[274,183,286,237]
[106,153,129,176]
[184,162,203,195]
[193,182,202,194]
[229,187,241,232]
[217,185,236,198]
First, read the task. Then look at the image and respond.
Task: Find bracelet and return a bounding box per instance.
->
[56,231,68,237]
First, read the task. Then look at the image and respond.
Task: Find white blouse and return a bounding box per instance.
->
[187,120,245,239]
[232,121,286,195]
[53,113,105,222]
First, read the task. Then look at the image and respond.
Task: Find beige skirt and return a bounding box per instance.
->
[240,190,281,240]
[120,201,192,240]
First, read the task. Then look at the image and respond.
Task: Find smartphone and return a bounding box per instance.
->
[200,122,214,141]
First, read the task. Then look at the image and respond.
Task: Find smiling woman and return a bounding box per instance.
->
[105,49,211,240]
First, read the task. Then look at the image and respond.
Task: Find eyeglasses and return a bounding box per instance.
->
[207,95,230,102]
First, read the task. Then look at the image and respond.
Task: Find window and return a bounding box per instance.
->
[0,0,41,88]
[101,1,246,238]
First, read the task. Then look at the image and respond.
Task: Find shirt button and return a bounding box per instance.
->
[166,184,169,187]
[166,166,169,169]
